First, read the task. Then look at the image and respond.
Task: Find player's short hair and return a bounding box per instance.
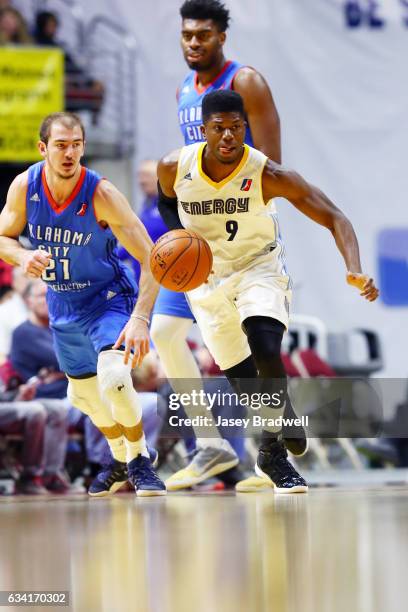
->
[202,90,244,122]
[180,0,230,32]
[39,112,85,144]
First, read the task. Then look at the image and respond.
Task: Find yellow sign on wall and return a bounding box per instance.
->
[0,48,63,162]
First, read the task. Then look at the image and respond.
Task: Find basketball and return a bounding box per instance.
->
[150,229,213,292]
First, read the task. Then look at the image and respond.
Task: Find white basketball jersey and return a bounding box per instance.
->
[174,143,284,273]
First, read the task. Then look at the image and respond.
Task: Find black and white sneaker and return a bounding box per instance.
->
[255,441,308,494]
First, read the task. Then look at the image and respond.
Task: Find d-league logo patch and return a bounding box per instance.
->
[76,203,88,216]
[240,178,252,192]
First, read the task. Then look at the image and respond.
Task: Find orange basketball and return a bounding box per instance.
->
[150,229,213,292]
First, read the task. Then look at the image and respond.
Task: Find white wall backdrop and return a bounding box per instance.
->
[77,0,406,376]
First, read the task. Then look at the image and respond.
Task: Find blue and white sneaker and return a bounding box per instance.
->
[128,455,166,497]
[88,459,128,497]
[88,447,159,497]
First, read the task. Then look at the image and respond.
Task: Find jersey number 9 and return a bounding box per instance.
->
[226,220,238,241]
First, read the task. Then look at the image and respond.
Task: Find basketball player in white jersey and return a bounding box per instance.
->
[151,0,285,492]
[157,90,378,492]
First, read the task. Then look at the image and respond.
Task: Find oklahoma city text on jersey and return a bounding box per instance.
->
[27,223,93,292]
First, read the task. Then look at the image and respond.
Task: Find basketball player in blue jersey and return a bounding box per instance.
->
[150,0,297,490]
[0,112,166,497]
[157,90,379,493]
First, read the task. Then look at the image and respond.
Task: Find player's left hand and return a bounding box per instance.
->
[113,318,150,368]
[347,272,379,302]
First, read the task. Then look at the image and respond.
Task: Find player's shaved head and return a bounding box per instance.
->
[180,0,230,32]
[202,90,244,123]
[39,112,85,144]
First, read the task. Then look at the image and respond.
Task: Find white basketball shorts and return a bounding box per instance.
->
[186,248,292,371]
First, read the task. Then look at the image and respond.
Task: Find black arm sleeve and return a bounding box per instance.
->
[157,182,183,230]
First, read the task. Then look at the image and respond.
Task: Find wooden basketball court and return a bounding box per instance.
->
[1,485,407,612]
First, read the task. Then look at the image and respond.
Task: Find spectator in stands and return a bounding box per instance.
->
[9,279,70,492]
[0,385,48,494]
[0,6,32,44]
[118,160,168,283]
[33,11,104,119]
[0,371,73,495]
[11,279,67,399]
[0,267,28,363]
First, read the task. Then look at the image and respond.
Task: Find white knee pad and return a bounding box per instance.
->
[97,350,133,401]
[67,375,115,428]
[97,350,142,426]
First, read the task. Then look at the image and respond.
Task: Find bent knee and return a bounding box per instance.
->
[97,357,133,399]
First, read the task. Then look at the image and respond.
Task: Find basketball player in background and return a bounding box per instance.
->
[151,0,293,490]
[0,112,166,497]
[157,90,378,492]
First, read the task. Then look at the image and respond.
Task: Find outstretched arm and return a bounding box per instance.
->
[262,161,378,301]
[94,180,159,366]
[0,172,51,276]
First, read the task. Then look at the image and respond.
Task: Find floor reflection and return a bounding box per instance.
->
[0,488,407,612]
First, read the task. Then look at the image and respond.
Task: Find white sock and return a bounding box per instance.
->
[107,436,127,463]
[125,434,149,462]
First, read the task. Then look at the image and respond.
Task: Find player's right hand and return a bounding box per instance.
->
[20,249,52,278]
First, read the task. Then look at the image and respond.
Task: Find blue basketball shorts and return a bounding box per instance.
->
[152,286,194,320]
[50,292,135,377]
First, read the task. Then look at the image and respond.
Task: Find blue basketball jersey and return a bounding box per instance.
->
[26,161,136,321]
[178,60,254,146]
